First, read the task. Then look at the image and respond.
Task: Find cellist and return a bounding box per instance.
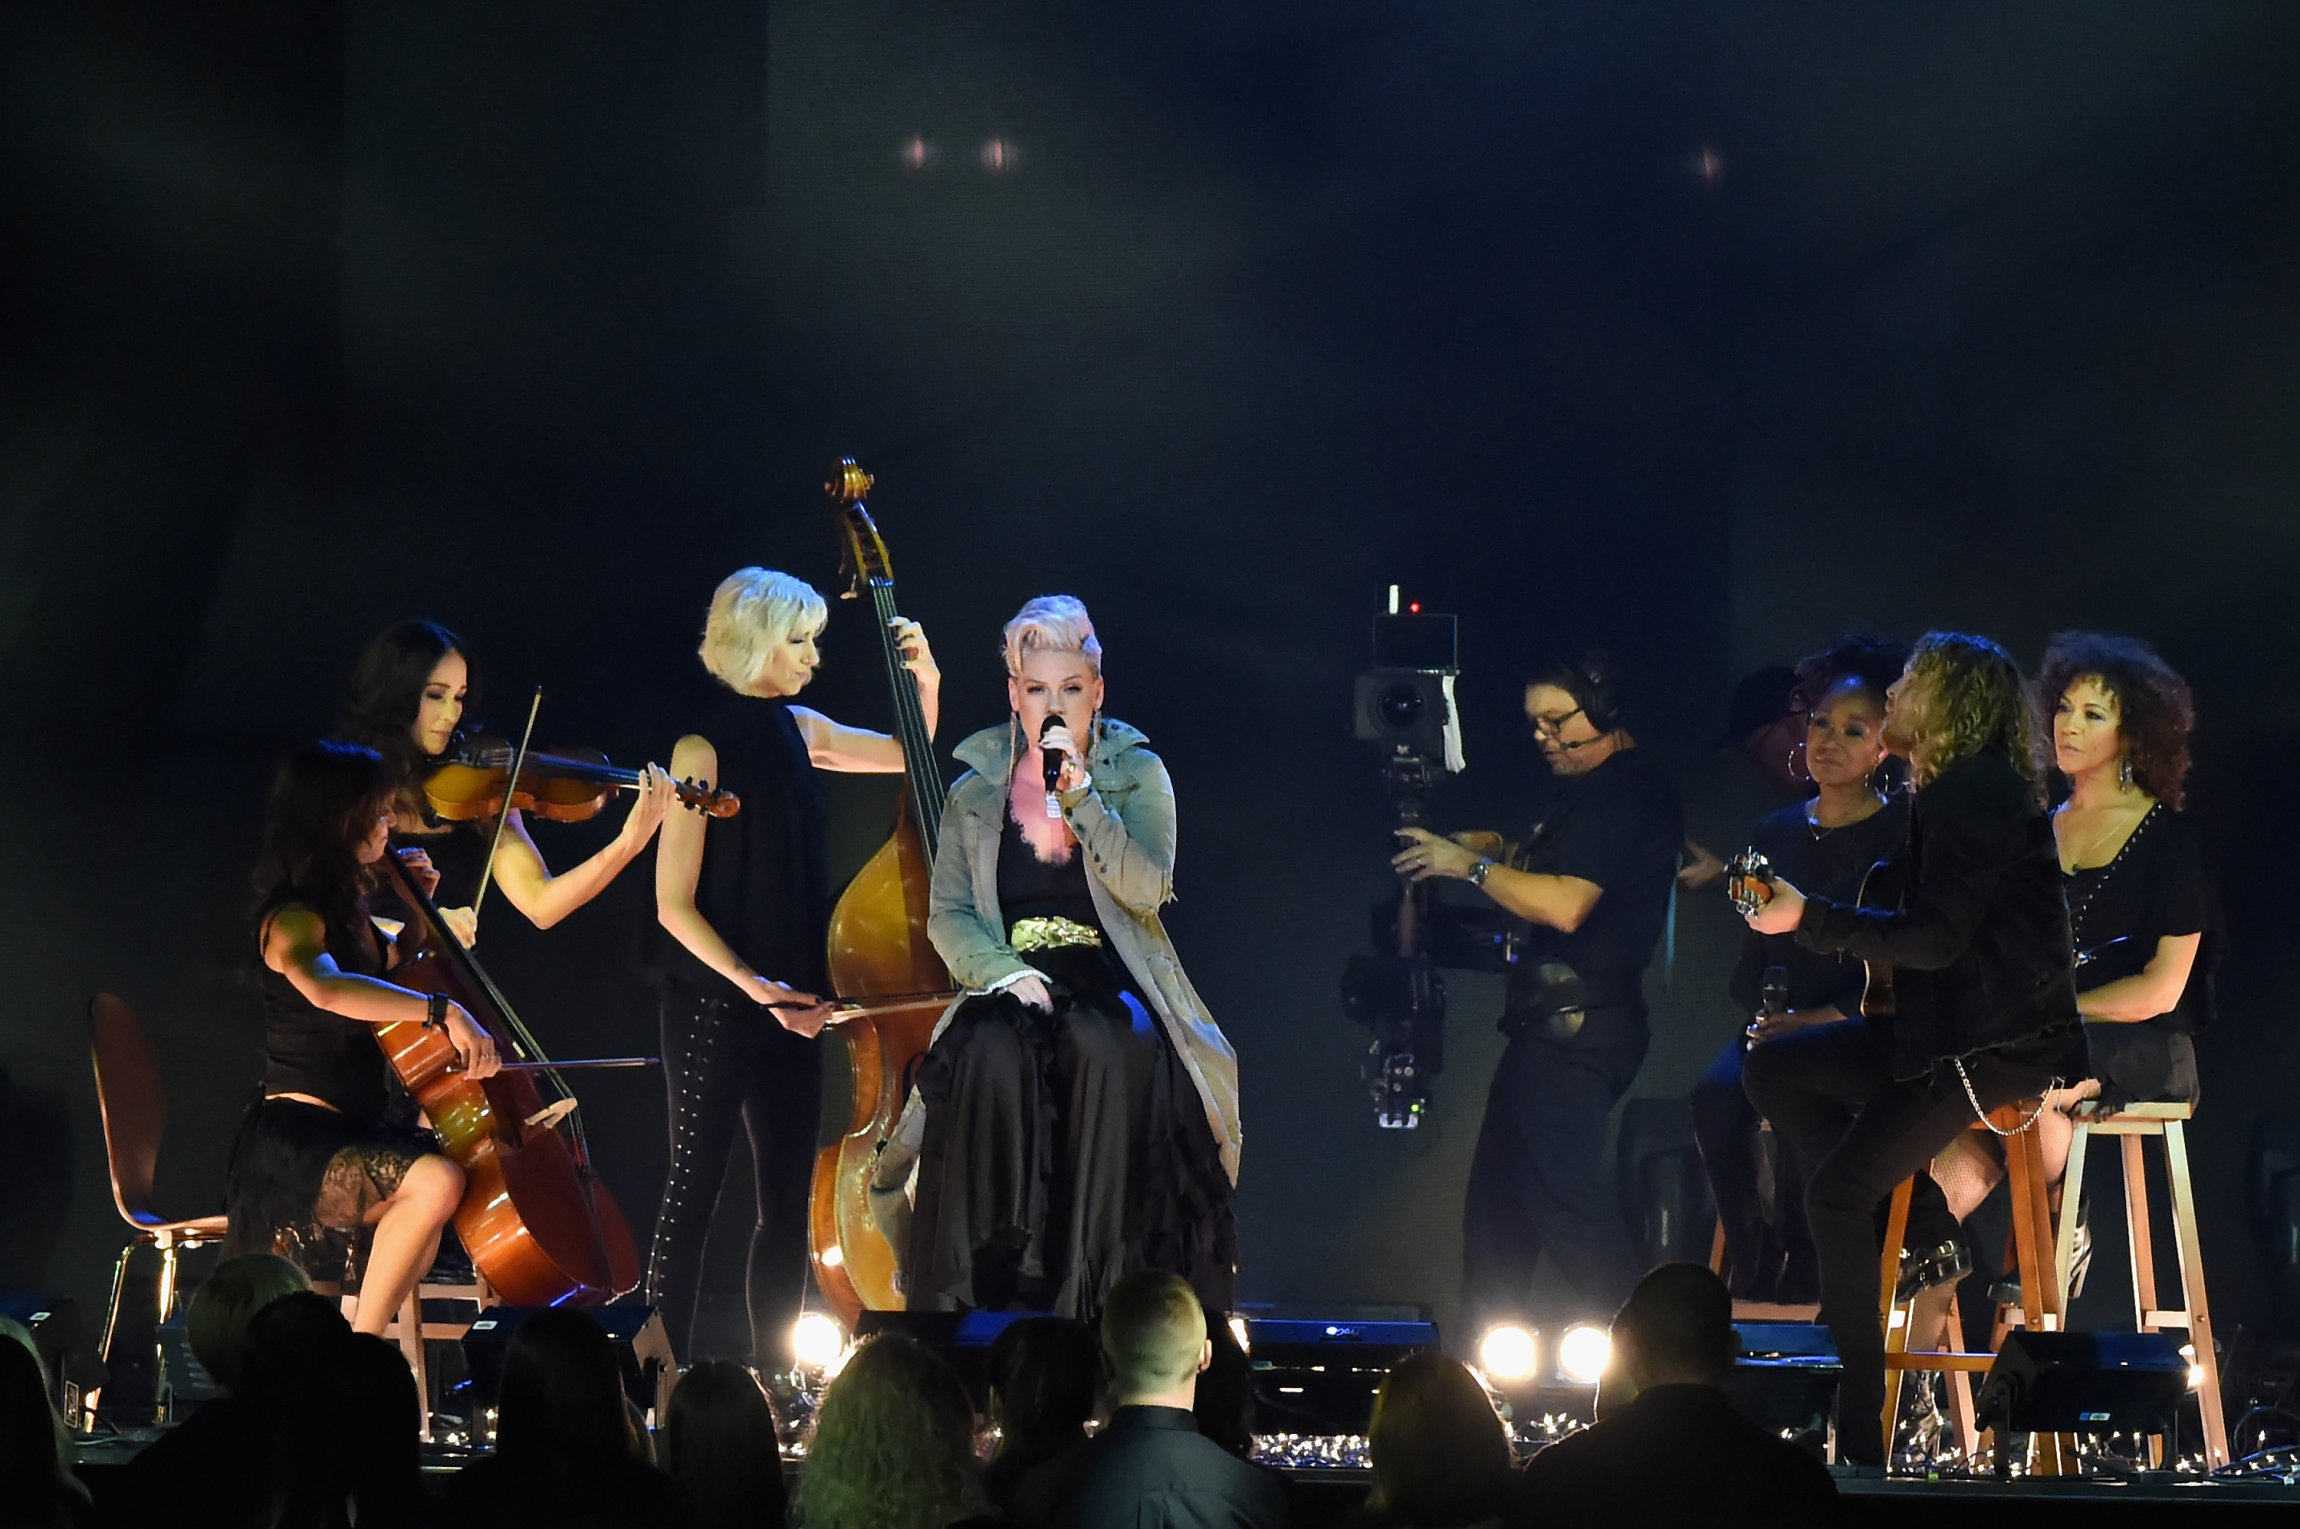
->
[222,740,503,1334]
[642,567,938,1368]
[336,619,679,939]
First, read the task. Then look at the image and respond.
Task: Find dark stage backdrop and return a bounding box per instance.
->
[6,2,2299,1361]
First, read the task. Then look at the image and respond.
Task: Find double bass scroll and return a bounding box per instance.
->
[808,461,955,1325]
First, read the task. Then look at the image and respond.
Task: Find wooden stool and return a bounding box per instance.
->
[1880,1099,2067,1471]
[2056,1100,2228,1468]
[324,1258,492,1441]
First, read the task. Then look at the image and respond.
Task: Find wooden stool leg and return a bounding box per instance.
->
[1709,1217,1729,1279]
[2123,1134,2159,1329]
[397,1288,431,1443]
[2055,1119,2092,1310]
[1941,1288,1977,1460]
[1879,1177,1915,1453]
[2162,1121,2228,1468]
[2006,1124,2062,1334]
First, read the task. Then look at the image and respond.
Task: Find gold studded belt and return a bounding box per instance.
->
[1009,916,1102,952]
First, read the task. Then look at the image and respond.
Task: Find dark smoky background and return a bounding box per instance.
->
[5,2,2299,1359]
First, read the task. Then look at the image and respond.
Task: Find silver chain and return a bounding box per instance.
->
[1954,1058,2061,1136]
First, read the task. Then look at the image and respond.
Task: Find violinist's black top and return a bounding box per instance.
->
[642,696,832,994]
[253,899,397,1124]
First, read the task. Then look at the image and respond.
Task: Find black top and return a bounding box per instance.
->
[999,798,1104,933]
[255,907,396,1121]
[1506,746,1684,1000]
[1727,794,1910,1016]
[1022,1406,1290,1529]
[2065,802,2219,1034]
[1796,751,2082,1080]
[641,696,832,994]
[1512,1384,1836,1518]
[391,820,494,910]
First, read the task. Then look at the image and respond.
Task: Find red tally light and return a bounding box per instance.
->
[1408,602,1421,614]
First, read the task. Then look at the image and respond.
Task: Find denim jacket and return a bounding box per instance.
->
[920,718,1242,1182]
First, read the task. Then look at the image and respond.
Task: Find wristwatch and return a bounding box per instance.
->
[1467,858,1495,889]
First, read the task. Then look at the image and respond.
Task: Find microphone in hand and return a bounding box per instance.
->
[1040,715,1067,820]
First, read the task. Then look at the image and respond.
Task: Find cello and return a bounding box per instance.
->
[374,852,642,1306]
[807,460,954,1325]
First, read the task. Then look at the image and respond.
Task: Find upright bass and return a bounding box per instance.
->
[808,461,954,1324]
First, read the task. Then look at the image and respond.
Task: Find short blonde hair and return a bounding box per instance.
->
[1100,1270,1205,1397]
[700,568,828,690]
[1002,595,1102,677]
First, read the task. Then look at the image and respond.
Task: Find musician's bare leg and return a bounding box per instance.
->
[1932,1080,2095,1222]
[355,1154,464,1337]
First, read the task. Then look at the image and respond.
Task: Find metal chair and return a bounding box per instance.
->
[88,993,230,1420]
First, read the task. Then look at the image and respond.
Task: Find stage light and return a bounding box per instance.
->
[1556,1324,1612,1386]
[792,1312,849,1373]
[2181,1343,2205,1390]
[1228,1315,1251,1355]
[1478,1324,1539,1382]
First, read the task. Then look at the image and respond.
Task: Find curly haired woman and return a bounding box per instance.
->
[793,1334,984,1529]
[1739,632,2084,1468]
[1930,633,2219,1246]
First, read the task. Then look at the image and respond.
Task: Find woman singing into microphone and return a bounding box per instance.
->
[899,595,1241,1320]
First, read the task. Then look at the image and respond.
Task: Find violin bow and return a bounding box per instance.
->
[469,685,544,921]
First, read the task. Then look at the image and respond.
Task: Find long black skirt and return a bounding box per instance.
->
[903,944,1236,1320]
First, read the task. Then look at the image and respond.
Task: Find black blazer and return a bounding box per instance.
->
[1514,1384,1837,1518]
[1794,750,2079,1079]
[1025,1406,1289,1529]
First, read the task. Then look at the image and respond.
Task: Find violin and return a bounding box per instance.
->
[808,460,956,1325]
[375,852,642,1306]
[425,736,739,823]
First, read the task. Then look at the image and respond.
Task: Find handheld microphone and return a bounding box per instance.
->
[1040,715,1066,820]
[1748,965,1790,1050]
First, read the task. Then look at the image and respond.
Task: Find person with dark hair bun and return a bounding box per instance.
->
[223,741,499,1335]
[444,1308,691,1525]
[1394,650,1683,1330]
[338,619,678,944]
[1931,632,2218,1234]
[984,1318,1101,1510]
[1692,637,1909,1303]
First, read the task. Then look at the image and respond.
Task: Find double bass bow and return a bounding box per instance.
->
[808,460,957,1324]
[375,847,642,1307]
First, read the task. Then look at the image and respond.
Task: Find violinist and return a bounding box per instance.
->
[222,740,504,1334]
[337,620,677,939]
[900,595,1242,1321]
[644,567,938,1368]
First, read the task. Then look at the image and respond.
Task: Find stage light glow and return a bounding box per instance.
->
[1477,1323,1539,1382]
[819,1243,845,1268]
[981,137,1015,172]
[791,1311,848,1372]
[1556,1324,1611,1386]
[2182,1342,2204,1390]
[900,135,931,170]
[1228,1315,1251,1354]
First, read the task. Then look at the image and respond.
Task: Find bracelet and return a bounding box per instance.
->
[424,992,450,1031]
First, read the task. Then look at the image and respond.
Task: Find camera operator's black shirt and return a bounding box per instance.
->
[1505,745,1684,1003]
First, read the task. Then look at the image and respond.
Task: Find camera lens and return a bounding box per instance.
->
[1376,682,1425,733]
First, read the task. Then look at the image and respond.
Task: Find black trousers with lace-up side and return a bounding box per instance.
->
[643,985,821,1370]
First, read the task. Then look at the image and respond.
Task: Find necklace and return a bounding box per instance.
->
[1804,789,1885,840]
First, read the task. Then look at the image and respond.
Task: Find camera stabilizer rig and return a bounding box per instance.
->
[1341,604,1462,1128]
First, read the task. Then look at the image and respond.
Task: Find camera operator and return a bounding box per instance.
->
[1393,654,1683,1327]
